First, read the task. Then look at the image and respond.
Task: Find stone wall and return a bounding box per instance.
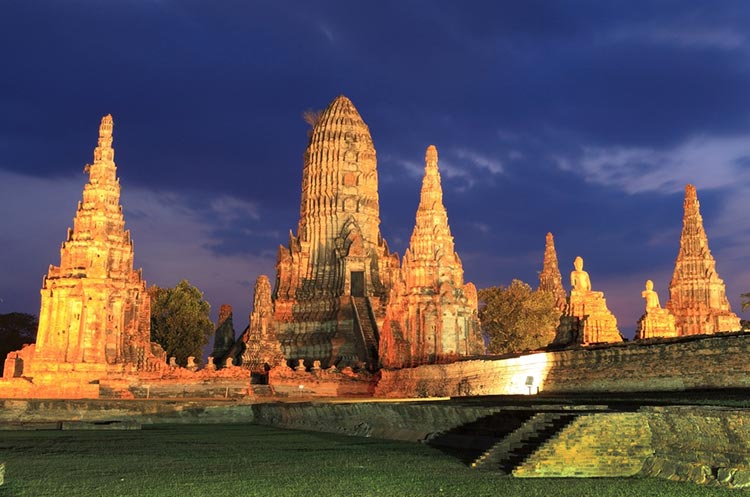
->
[641,406,750,486]
[251,400,504,441]
[513,413,652,478]
[375,332,750,397]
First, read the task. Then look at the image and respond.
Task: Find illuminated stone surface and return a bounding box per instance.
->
[379,146,483,367]
[537,232,566,310]
[636,280,678,339]
[272,95,399,368]
[239,275,285,373]
[554,256,622,346]
[665,184,740,335]
[24,115,165,379]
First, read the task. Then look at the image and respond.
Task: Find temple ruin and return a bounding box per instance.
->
[665,184,741,335]
[5,115,165,382]
[537,232,567,311]
[635,280,678,339]
[554,256,623,346]
[378,146,484,368]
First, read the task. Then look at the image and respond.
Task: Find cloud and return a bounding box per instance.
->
[454,149,504,174]
[609,23,746,50]
[558,134,750,194]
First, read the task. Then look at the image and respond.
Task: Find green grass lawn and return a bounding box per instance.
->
[0,424,739,497]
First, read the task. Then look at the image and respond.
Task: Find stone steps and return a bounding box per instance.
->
[471,412,580,473]
[424,411,534,464]
[352,297,379,369]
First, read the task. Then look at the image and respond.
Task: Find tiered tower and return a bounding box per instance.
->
[273,95,399,368]
[665,184,740,335]
[240,275,284,373]
[30,115,163,377]
[537,232,567,310]
[379,146,483,367]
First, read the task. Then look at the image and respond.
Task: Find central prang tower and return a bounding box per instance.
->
[273,95,399,368]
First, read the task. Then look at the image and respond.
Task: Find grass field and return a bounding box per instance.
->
[0,424,739,497]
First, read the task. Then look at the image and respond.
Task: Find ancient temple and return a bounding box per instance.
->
[211,304,235,366]
[239,275,284,373]
[553,256,622,346]
[537,232,567,311]
[272,95,399,369]
[665,185,741,335]
[636,280,678,339]
[379,146,484,368]
[20,115,164,378]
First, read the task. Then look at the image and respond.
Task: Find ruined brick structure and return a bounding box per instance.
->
[239,275,285,373]
[554,256,622,346]
[537,232,567,311]
[379,146,484,368]
[635,280,678,340]
[665,184,740,335]
[272,96,399,369]
[211,304,235,366]
[14,115,165,379]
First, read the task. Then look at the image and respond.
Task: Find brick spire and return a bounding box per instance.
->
[537,232,566,310]
[665,184,740,334]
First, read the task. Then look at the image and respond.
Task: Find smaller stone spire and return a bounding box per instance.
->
[212,304,236,366]
[666,184,740,334]
[537,232,566,310]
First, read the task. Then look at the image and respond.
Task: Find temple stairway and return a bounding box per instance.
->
[425,410,581,474]
[470,412,580,473]
[351,297,379,370]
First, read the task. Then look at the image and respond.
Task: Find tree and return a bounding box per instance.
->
[742,292,750,312]
[148,280,214,367]
[0,312,38,369]
[478,280,560,355]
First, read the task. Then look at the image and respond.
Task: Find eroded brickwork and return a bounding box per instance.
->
[25,115,165,379]
[379,146,484,367]
[666,184,740,335]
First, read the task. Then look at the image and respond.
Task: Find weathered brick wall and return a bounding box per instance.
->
[0,399,253,425]
[251,401,504,441]
[641,406,750,486]
[513,413,652,478]
[375,333,750,397]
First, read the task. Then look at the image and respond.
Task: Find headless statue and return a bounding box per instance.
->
[642,279,661,310]
[570,256,591,292]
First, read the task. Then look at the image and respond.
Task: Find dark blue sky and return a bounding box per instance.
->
[2,1,749,338]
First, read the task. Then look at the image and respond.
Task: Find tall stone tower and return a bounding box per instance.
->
[31,115,163,377]
[273,95,399,368]
[379,146,483,367]
[537,232,566,310]
[665,184,740,335]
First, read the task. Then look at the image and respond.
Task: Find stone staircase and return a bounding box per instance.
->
[470,412,580,473]
[352,297,379,370]
[424,411,535,464]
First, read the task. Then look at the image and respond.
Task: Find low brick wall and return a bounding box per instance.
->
[375,332,750,397]
[251,400,505,441]
[513,412,652,478]
[0,399,253,426]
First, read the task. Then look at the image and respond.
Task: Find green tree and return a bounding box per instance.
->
[742,292,750,312]
[149,280,214,367]
[478,280,560,355]
[0,312,38,372]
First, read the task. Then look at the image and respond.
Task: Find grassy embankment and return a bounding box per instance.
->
[0,424,738,497]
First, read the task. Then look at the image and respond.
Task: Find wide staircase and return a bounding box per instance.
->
[424,411,535,465]
[470,412,580,474]
[351,297,379,371]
